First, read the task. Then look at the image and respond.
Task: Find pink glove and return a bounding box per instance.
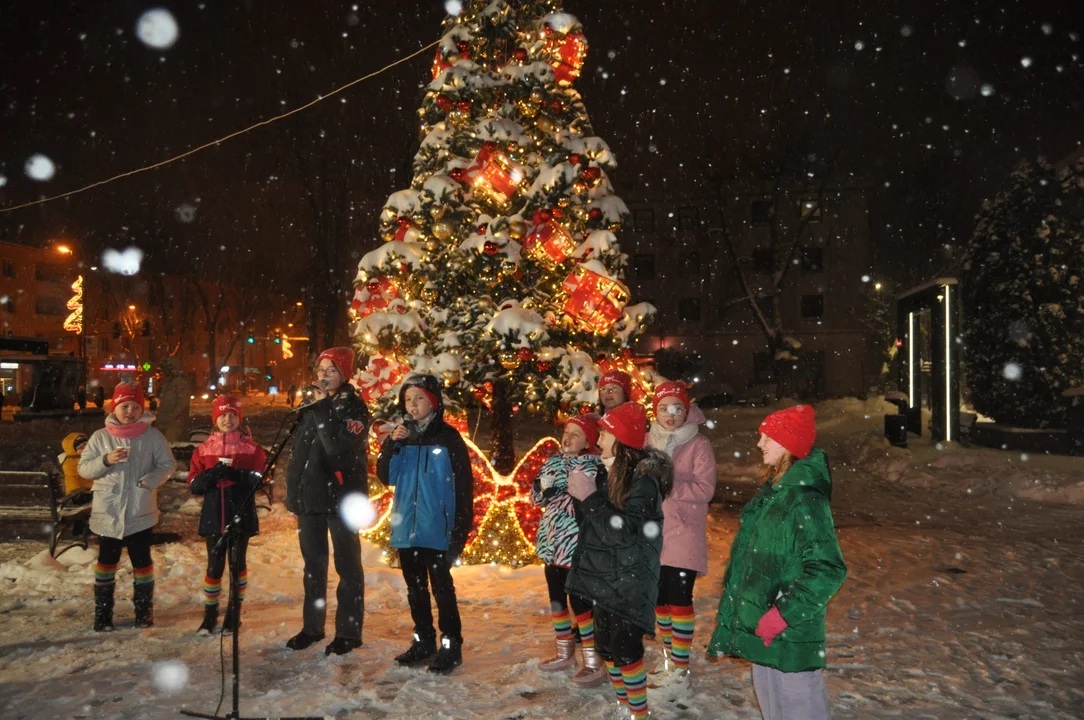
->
[755,606,788,647]
[566,468,597,501]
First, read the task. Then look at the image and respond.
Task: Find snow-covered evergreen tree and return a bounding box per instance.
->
[961,154,1084,428]
[351,0,654,470]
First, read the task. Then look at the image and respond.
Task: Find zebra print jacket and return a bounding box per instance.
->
[530,452,605,568]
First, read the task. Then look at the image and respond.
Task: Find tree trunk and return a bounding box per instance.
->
[488,379,516,474]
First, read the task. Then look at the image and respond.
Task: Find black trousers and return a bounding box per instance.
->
[593,606,645,666]
[298,512,365,641]
[98,528,153,570]
[205,535,249,581]
[656,565,697,606]
[399,547,462,641]
[544,564,592,617]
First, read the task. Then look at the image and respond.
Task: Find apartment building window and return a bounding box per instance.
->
[753,247,775,274]
[678,298,701,322]
[633,254,656,280]
[678,207,699,231]
[2,259,14,278]
[751,199,774,225]
[0,296,14,313]
[35,295,67,316]
[678,252,701,277]
[633,208,655,232]
[801,294,825,318]
[800,246,824,273]
[799,198,823,222]
[34,263,66,283]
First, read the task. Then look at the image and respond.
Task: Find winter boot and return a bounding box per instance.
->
[197,604,219,637]
[93,584,115,632]
[572,646,607,687]
[133,582,154,629]
[222,600,242,636]
[540,636,577,671]
[394,632,437,666]
[324,637,363,656]
[286,630,325,650]
[427,635,463,674]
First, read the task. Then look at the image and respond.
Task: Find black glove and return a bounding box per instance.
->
[190,464,227,496]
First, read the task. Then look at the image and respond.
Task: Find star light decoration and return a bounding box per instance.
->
[359,431,559,567]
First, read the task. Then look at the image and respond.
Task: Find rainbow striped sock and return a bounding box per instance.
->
[236,569,248,601]
[621,659,648,718]
[604,659,627,704]
[133,564,154,586]
[575,610,595,650]
[670,604,696,669]
[551,606,573,640]
[94,562,117,588]
[203,576,222,606]
[655,604,673,650]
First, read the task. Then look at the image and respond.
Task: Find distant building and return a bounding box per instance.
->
[621,185,882,399]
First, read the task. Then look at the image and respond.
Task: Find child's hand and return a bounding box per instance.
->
[567,468,597,501]
[390,424,411,441]
[105,448,128,466]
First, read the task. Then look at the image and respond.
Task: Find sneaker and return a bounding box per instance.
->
[394,633,437,666]
[197,605,218,637]
[426,636,463,674]
[285,630,325,650]
[325,637,362,656]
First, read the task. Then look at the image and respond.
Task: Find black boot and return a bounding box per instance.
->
[394,633,437,666]
[286,630,325,650]
[197,604,218,637]
[222,600,241,636]
[93,584,115,632]
[324,637,363,656]
[133,582,154,628]
[427,636,463,674]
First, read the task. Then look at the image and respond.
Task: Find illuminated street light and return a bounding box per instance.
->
[56,244,73,255]
[128,304,136,310]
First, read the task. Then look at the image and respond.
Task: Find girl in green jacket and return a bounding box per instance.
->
[708,405,846,720]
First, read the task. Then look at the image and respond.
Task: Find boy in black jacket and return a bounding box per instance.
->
[284,347,371,656]
[376,373,473,674]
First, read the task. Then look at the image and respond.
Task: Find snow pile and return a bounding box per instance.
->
[485,305,548,346]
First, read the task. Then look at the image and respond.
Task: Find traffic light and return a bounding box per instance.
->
[246,328,255,344]
[273,331,281,345]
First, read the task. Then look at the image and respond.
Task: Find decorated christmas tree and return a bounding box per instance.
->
[961,154,1084,428]
[350,0,655,565]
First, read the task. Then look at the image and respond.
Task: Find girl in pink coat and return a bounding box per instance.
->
[646,381,717,690]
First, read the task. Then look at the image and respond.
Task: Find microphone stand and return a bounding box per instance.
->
[181,409,322,720]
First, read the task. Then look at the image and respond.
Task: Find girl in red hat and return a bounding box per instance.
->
[708,405,847,720]
[597,369,632,415]
[78,381,175,632]
[646,381,717,693]
[566,402,673,720]
[529,413,607,685]
[187,395,268,636]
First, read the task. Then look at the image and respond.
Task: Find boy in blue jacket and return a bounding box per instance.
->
[376,373,473,674]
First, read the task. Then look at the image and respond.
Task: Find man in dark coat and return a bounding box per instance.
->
[284,347,370,656]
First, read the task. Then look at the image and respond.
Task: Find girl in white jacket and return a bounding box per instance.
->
[78,382,175,631]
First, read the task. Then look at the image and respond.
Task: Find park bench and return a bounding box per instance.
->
[0,463,91,558]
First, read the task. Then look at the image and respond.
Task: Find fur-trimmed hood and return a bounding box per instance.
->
[635,447,674,500]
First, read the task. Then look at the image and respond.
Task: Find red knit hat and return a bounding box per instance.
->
[566,413,600,449]
[599,369,632,399]
[315,347,356,379]
[599,402,647,449]
[212,395,243,425]
[758,404,817,459]
[112,381,145,409]
[652,381,690,415]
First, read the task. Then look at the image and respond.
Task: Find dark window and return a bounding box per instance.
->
[751,199,774,225]
[753,351,775,384]
[633,209,655,232]
[678,207,699,231]
[35,295,67,316]
[34,263,66,283]
[801,294,825,318]
[753,248,775,274]
[678,298,701,322]
[755,295,775,320]
[799,198,823,222]
[0,296,14,313]
[678,252,700,276]
[800,246,824,273]
[633,254,656,280]
[1,260,14,278]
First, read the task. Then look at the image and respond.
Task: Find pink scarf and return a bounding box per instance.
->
[105,414,151,439]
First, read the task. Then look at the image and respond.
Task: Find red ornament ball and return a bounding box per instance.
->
[456,41,470,55]
[536,360,552,373]
[588,208,603,221]
[568,153,582,166]
[435,94,453,111]
[581,167,601,182]
[397,217,412,228]
[482,140,499,154]
[551,207,565,219]
[513,48,528,62]
[456,100,471,113]
[517,347,534,361]
[367,279,381,291]
[449,167,466,182]
[477,223,489,234]
[578,405,592,416]
[537,209,552,223]
[483,241,500,256]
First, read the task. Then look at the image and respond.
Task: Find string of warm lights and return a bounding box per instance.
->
[0,39,440,214]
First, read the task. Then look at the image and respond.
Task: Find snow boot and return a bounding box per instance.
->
[324,637,363,656]
[427,635,463,674]
[197,604,218,636]
[222,600,241,636]
[572,646,607,686]
[540,636,577,671]
[394,632,437,666]
[286,630,325,650]
[93,584,115,632]
[133,582,154,629]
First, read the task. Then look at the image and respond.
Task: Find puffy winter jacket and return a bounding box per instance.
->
[78,415,176,539]
[58,432,93,495]
[285,384,371,515]
[530,453,604,568]
[566,450,673,636]
[707,448,847,673]
[375,375,474,556]
[187,430,268,537]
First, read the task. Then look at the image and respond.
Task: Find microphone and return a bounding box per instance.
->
[289,380,328,413]
[391,417,416,455]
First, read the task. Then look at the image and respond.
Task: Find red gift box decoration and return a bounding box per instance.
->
[524,220,578,265]
[461,143,524,209]
[561,264,630,334]
[548,31,587,86]
[349,277,401,320]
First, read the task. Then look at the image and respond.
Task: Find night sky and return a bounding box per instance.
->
[0,0,1079,292]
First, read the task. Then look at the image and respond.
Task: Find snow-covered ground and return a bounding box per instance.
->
[1,398,1082,719]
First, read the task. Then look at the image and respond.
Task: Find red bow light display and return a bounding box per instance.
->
[355,355,409,404]
[349,277,402,321]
